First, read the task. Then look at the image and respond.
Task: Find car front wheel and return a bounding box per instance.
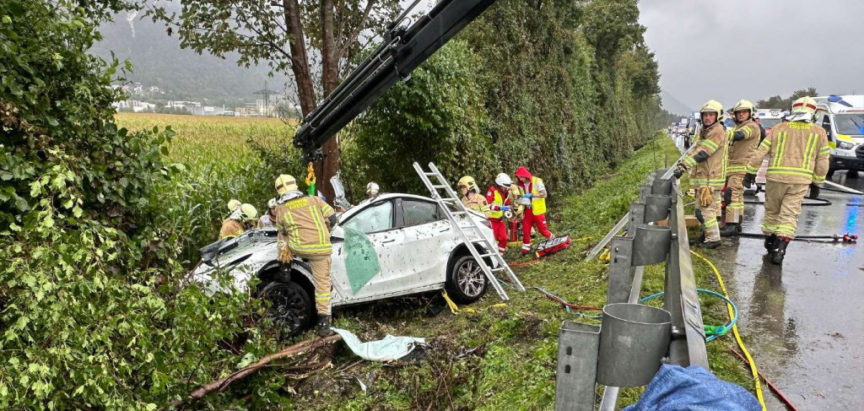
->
[446,254,488,304]
[260,281,314,336]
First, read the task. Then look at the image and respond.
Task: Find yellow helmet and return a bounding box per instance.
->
[239,203,258,221]
[791,96,817,114]
[457,176,479,193]
[274,174,297,195]
[700,100,723,116]
[732,99,755,116]
[227,199,241,212]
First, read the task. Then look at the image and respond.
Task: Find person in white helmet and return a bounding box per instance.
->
[486,173,514,254]
[366,182,380,199]
[257,198,278,228]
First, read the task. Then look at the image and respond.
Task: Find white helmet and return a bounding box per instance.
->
[267,198,277,209]
[366,182,380,196]
[495,173,512,187]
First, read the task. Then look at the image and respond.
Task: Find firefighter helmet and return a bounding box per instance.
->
[495,173,512,187]
[791,96,817,114]
[274,174,297,195]
[700,100,723,124]
[227,199,241,212]
[239,203,258,221]
[366,182,380,196]
[732,99,755,116]
[457,176,479,193]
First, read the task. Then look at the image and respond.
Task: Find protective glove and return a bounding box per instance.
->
[742,173,756,189]
[501,205,511,212]
[699,187,714,208]
[809,183,820,199]
[672,163,687,179]
[732,130,746,141]
[523,193,533,199]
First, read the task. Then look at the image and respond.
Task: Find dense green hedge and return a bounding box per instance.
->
[343,0,663,196]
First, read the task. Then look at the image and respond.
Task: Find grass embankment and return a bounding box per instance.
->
[296,133,752,410]
[115,113,293,264]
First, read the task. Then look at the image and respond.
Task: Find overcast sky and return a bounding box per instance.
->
[639,0,864,112]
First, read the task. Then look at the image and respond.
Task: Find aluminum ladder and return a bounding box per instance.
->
[413,162,525,301]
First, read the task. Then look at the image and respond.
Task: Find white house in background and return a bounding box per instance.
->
[113,99,156,113]
[166,100,203,115]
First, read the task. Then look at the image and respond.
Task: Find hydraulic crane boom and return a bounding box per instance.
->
[292,0,496,157]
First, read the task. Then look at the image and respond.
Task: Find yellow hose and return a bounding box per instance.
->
[691,250,767,411]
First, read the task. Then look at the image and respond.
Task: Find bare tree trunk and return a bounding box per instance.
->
[284,0,316,115]
[317,0,340,201]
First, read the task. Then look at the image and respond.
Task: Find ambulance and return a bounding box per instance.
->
[813,95,864,177]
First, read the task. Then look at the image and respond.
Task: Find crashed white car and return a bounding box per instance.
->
[191,193,496,333]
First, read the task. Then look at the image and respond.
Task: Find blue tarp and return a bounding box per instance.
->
[623,364,761,411]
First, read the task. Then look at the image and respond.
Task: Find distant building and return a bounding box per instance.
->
[113,99,156,113]
[166,100,203,115]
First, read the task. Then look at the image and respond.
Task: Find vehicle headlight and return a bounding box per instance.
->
[838,141,855,150]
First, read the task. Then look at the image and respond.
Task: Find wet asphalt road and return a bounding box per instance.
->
[711,171,864,410]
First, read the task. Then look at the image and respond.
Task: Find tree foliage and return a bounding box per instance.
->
[756,87,818,110]
[0,1,280,407]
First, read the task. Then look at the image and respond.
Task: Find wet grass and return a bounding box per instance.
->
[288,133,754,410]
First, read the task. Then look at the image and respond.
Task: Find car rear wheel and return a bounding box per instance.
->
[260,281,314,336]
[446,255,488,304]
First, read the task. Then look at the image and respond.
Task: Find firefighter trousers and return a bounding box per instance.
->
[295,252,332,315]
[695,186,722,242]
[490,219,507,253]
[762,182,808,238]
[725,174,745,224]
[522,209,553,250]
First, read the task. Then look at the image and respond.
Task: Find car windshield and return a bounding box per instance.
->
[760,118,781,129]
[834,113,864,136]
[342,201,393,234]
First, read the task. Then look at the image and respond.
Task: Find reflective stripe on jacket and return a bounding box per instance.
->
[524,177,547,215]
[726,119,761,175]
[684,122,728,188]
[275,196,335,255]
[462,193,491,218]
[746,121,830,185]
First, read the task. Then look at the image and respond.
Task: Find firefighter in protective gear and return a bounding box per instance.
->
[227,199,242,213]
[721,99,761,236]
[366,182,380,199]
[273,174,338,336]
[219,203,258,239]
[745,96,829,264]
[486,173,513,254]
[458,176,491,217]
[257,198,278,228]
[514,166,553,254]
[674,100,729,248]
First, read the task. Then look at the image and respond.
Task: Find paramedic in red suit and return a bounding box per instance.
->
[486,173,514,254]
[515,166,554,254]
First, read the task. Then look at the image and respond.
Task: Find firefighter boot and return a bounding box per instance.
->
[764,234,777,252]
[771,237,790,265]
[316,314,333,337]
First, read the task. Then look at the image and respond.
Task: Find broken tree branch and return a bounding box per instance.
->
[174,334,342,406]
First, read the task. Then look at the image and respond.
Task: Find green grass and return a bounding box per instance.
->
[285,133,753,410]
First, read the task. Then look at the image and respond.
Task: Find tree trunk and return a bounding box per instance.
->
[283,0,316,116]
[316,0,340,201]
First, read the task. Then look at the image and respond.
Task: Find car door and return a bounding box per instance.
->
[330,199,409,302]
[392,198,455,289]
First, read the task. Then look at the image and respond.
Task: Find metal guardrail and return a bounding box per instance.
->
[555,169,708,411]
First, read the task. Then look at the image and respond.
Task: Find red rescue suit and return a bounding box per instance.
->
[486,186,511,253]
[515,167,553,253]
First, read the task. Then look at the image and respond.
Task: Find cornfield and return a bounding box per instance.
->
[116,113,296,265]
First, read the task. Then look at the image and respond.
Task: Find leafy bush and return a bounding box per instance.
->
[0,2,280,408]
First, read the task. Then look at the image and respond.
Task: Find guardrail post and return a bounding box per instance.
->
[555,322,601,411]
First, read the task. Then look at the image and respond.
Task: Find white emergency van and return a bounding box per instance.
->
[813,95,864,177]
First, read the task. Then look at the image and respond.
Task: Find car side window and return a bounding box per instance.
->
[342,201,393,234]
[821,115,832,139]
[402,200,442,227]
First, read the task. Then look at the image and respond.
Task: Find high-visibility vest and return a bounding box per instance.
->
[489,190,504,219]
[276,196,335,255]
[528,177,546,215]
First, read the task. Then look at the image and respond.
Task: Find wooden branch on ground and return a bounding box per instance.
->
[174,334,342,406]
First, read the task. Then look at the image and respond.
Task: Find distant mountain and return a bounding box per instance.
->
[90,11,290,107]
[660,90,694,116]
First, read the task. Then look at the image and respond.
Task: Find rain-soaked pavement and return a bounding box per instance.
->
[711,171,864,410]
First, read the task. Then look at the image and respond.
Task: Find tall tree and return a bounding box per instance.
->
[149,0,401,199]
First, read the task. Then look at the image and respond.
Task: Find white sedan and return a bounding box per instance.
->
[191,193,495,334]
